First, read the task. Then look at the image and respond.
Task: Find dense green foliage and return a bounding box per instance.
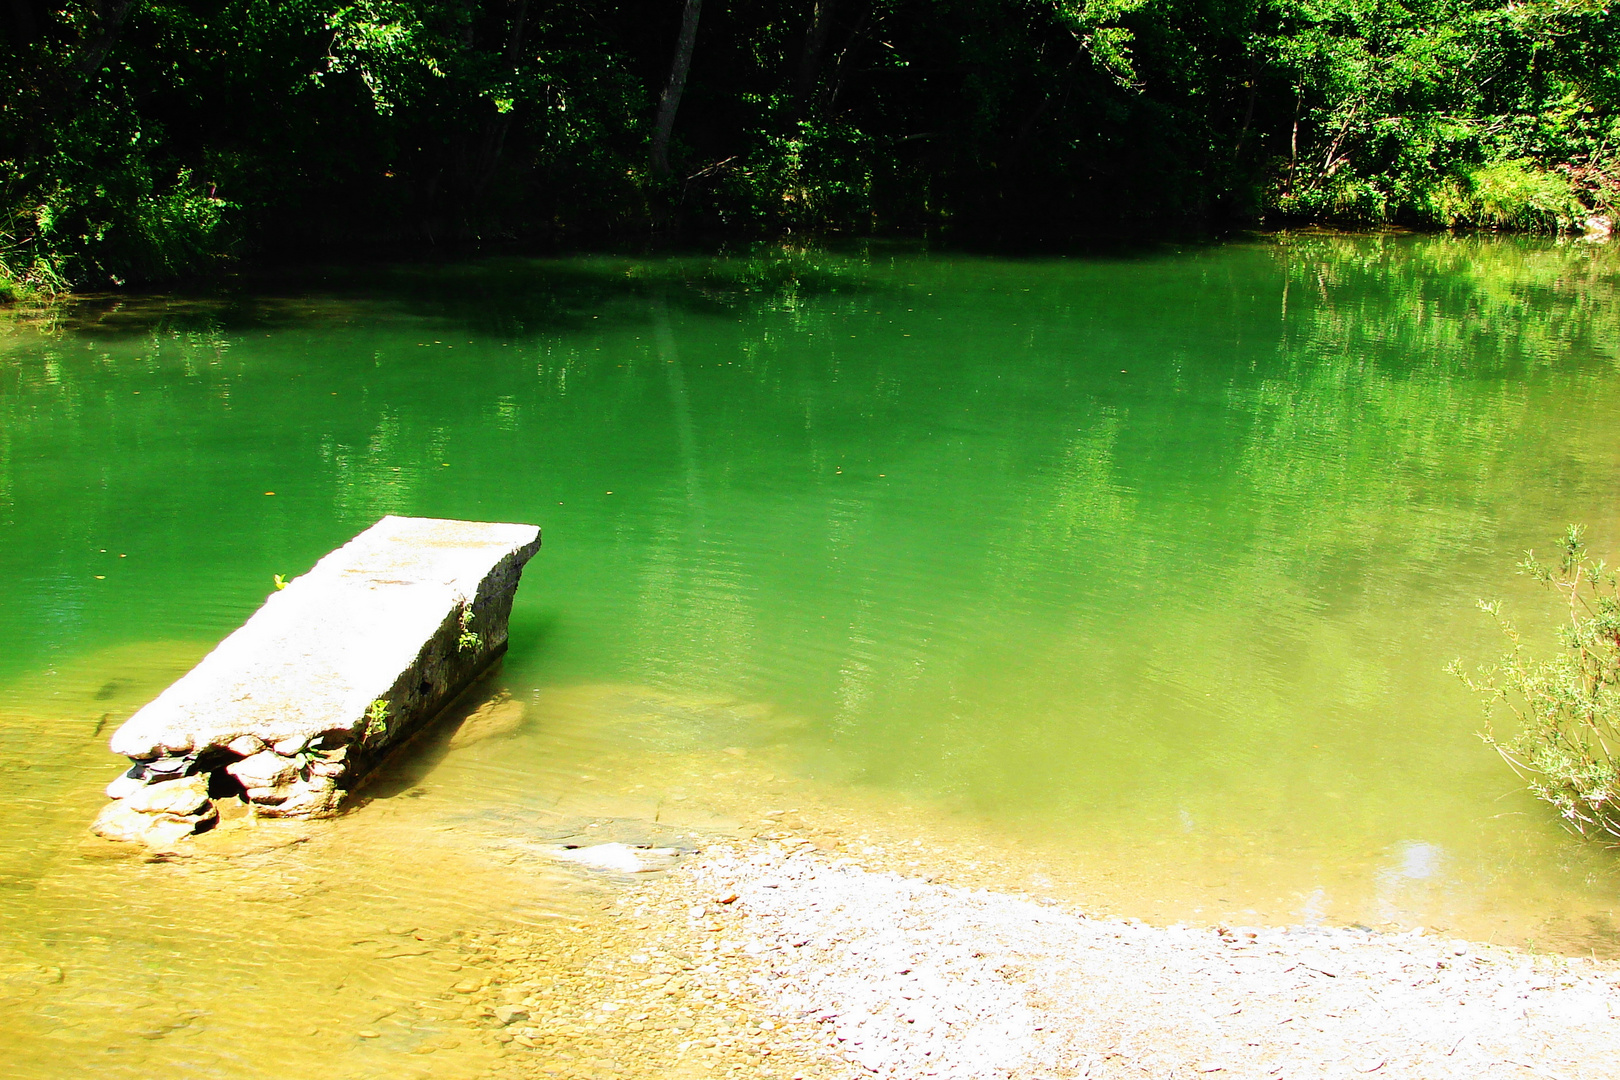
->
[1457,527,1620,843]
[4,0,1620,293]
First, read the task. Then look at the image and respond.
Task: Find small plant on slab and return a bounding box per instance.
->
[458,606,481,653]
[1451,525,1620,841]
[364,698,391,741]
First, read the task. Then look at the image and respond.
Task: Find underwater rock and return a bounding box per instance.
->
[446,690,527,749]
[91,799,217,848]
[492,1004,530,1026]
[94,515,541,844]
[262,774,343,818]
[123,774,211,816]
[552,842,685,875]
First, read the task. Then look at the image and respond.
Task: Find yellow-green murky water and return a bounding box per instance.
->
[4,235,1620,1075]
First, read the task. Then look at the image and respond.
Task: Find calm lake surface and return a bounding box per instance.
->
[3,233,1620,1075]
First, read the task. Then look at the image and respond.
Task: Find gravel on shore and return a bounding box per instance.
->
[465,836,1620,1080]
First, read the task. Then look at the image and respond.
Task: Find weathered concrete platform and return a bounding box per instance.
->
[94,515,540,845]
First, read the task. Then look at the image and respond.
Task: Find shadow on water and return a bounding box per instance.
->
[11,244,895,343]
[355,666,530,803]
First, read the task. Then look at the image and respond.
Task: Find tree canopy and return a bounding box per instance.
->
[3,0,1618,293]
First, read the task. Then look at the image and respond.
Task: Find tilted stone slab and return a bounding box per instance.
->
[94,515,540,842]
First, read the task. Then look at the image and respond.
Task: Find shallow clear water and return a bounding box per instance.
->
[4,234,1620,1073]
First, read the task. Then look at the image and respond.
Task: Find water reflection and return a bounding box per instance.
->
[0,236,1618,1012]
[1375,842,1450,925]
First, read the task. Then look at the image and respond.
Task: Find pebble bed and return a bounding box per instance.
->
[405,836,1620,1080]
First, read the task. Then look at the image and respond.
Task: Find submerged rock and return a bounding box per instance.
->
[266,775,343,818]
[123,774,211,816]
[445,690,527,749]
[553,842,685,875]
[94,515,541,845]
[492,1004,530,1025]
[91,799,217,848]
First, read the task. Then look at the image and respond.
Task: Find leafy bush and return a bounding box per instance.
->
[1453,526,1620,841]
[0,222,69,303]
[5,0,1620,291]
[3,162,234,290]
[1270,173,1395,227]
[702,120,882,233]
[1429,160,1584,232]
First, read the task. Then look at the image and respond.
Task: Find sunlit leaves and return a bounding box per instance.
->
[1265,0,1620,226]
[1054,0,1156,88]
[323,0,448,115]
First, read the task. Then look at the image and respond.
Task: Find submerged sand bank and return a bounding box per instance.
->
[8,669,1617,1079]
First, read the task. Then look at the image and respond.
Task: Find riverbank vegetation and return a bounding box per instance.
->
[3,0,1619,295]
[1457,526,1620,842]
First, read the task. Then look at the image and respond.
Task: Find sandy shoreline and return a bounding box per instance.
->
[17,671,1618,1079]
[447,833,1620,1080]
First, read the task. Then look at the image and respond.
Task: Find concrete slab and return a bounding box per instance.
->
[96,515,540,837]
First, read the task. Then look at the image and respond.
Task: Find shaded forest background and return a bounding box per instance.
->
[3,0,1619,294]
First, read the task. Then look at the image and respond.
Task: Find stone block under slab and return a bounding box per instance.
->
[96,515,540,839]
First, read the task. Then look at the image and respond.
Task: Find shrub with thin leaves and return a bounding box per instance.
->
[1429,160,1584,232]
[1452,526,1620,841]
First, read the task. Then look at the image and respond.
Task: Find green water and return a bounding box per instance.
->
[4,234,1620,1073]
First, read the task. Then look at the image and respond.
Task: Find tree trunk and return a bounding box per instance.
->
[470,0,531,204]
[453,0,530,239]
[503,0,528,63]
[650,0,702,179]
[826,5,873,112]
[73,0,136,81]
[29,0,137,131]
[795,0,836,106]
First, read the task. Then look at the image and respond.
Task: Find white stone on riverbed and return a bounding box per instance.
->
[554,842,684,874]
[94,515,540,842]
